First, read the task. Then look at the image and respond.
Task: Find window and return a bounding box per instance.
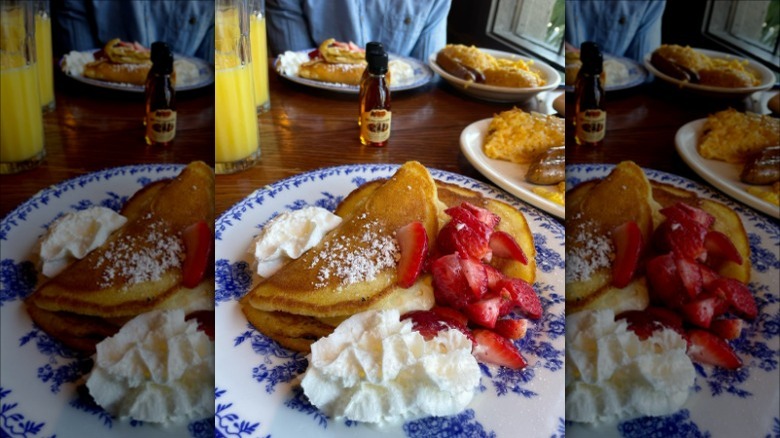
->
[486,0,565,69]
[703,0,780,69]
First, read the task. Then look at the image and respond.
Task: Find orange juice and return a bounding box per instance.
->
[216,64,259,163]
[1,63,44,163]
[250,13,270,111]
[35,12,54,111]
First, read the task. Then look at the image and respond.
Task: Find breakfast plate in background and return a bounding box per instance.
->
[274,50,433,93]
[0,164,212,438]
[214,164,565,438]
[564,54,647,92]
[460,118,565,219]
[675,118,779,219]
[643,48,774,99]
[565,163,780,438]
[59,50,215,92]
[428,47,560,103]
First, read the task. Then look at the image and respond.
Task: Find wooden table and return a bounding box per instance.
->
[215,71,562,216]
[0,72,214,219]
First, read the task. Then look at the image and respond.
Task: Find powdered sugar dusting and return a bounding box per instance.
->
[565,219,613,284]
[95,216,183,289]
[309,214,399,289]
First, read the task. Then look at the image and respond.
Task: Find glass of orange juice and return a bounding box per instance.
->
[1,1,45,174]
[215,0,260,174]
[250,0,270,113]
[35,0,54,112]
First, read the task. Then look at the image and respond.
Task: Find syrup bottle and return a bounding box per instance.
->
[145,42,176,146]
[574,41,605,147]
[358,41,384,127]
[359,43,391,147]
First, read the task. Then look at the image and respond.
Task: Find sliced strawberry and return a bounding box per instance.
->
[654,219,708,261]
[459,256,488,298]
[431,305,469,327]
[186,310,215,340]
[497,278,542,319]
[644,306,687,338]
[437,217,491,261]
[472,329,527,369]
[704,230,743,266]
[396,221,429,288]
[699,262,720,289]
[182,220,212,288]
[493,318,528,340]
[674,256,704,298]
[431,254,474,309]
[461,202,501,229]
[611,221,643,288]
[660,203,715,229]
[402,310,456,340]
[687,329,742,369]
[681,295,725,328]
[484,264,506,291]
[707,277,757,320]
[646,254,688,309]
[710,318,743,340]
[464,296,502,328]
[489,231,528,264]
[616,310,662,340]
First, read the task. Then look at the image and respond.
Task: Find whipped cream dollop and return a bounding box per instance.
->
[301,309,481,426]
[86,309,215,425]
[565,309,695,424]
[249,206,341,278]
[38,206,127,277]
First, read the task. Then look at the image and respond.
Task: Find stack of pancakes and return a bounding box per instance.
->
[25,162,215,352]
[565,161,750,315]
[241,161,536,352]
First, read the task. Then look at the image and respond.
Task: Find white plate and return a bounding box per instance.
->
[60,50,215,92]
[675,118,779,219]
[428,48,561,103]
[214,164,566,438]
[565,163,780,438]
[460,118,564,219]
[564,54,648,92]
[0,164,213,437]
[643,48,774,98]
[273,50,433,93]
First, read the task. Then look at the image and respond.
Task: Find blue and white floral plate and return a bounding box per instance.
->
[215,164,566,438]
[0,164,213,438]
[565,164,780,438]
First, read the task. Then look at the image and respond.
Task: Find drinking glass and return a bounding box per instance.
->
[215,0,260,174]
[1,0,45,174]
[249,0,270,112]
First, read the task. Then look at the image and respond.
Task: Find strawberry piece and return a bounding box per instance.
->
[646,254,689,309]
[464,296,502,328]
[182,220,212,288]
[710,318,743,340]
[489,231,528,264]
[497,278,542,319]
[186,310,215,340]
[472,329,527,369]
[461,202,501,229]
[687,328,742,369]
[484,264,506,291]
[493,318,528,340]
[402,310,456,340]
[431,306,469,327]
[699,262,720,289]
[704,230,743,265]
[396,222,429,288]
[431,254,474,309]
[674,256,704,298]
[437,216,492,261]
[616,310,663,340]
[644,306,687,338]
[654,219,708,261]
[660,203,715,229]
[707,277,757,320]
[682,295,725,328]
[611,221,643,288]
[459,256,488,298]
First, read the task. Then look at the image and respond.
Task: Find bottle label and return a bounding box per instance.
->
[146,109,177,143]
[576,109,606,143]
[360,109,392,143]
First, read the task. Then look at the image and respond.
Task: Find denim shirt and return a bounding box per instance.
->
[266,0,451,61]
[55,0,214,62]
[565,0,666,62]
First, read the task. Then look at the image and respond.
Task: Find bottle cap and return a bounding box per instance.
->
[366,47,388,74]
[365,41,384,55]
[151,42,173,73]
[580,41,602,74]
